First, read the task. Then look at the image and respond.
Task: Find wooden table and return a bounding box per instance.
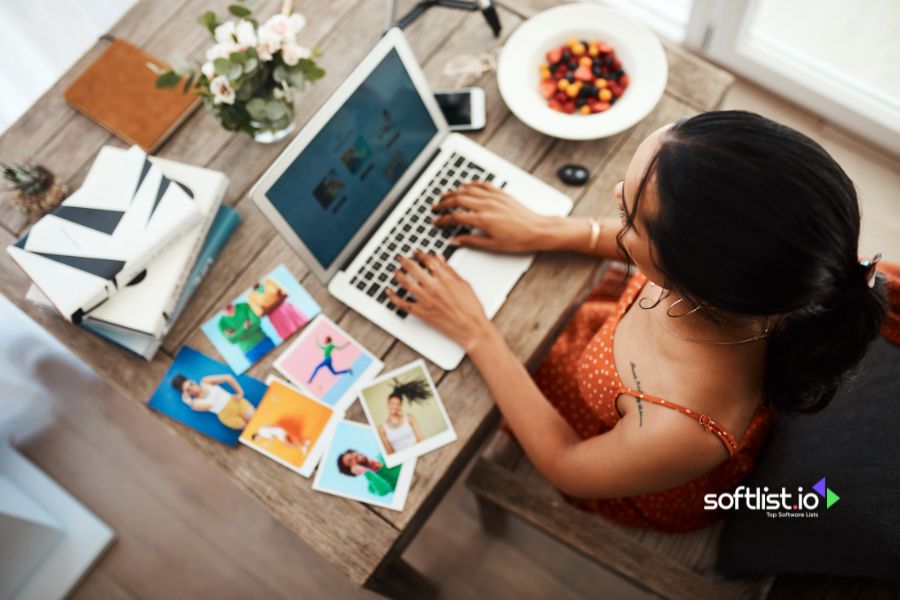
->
[0,0,733,596]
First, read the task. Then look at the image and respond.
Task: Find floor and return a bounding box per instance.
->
[2,4,899,600]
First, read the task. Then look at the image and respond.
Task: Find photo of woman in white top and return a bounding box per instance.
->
[376,379,427,454]
[171,373,256,430]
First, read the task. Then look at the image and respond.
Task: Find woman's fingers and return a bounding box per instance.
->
[431,210,481,228]
[386,288,416,313]
[396,255,430,288]
[394,268,424,296]
[451,233,499,250]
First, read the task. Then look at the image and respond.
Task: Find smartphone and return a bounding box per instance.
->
[434,88,486,132]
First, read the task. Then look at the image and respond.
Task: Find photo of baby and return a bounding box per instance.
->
[201,264,321,374]
[312,420,415,511]
[239,376,339,477]
[148,346,268,446]
[358,360,456,468]
[274,315,383,412]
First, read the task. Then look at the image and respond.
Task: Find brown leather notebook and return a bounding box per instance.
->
[64,38,199,152]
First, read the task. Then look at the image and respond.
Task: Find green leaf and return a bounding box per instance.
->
[155,70,181,89]
[243,57,258,74]
[265,100,286,120]
[213,58,230,76]
[198,10,219,36]
[272,65,288,83]
[297,59,325,81]
[227,63,242,81]
[182,73,195,93]
[287,69,304,89]
[245,46,258,61]
[229,51,246,63]
[246,97,268,120]
[228,4,252,17]
[236,81,254,102]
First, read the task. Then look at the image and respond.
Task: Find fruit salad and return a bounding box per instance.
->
[539,39,630,115]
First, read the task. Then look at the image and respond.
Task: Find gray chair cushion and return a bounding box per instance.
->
[717,336,900,583]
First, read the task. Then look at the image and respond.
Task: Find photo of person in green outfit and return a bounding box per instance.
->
[336,449,400,497]
[312,420,414,511]
[218,301,276,365]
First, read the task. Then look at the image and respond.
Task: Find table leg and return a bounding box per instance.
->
[364,556,439,600]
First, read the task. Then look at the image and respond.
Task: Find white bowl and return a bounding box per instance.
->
[497,3,668,140]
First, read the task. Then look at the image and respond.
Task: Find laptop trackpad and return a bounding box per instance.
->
[450,249,533,317]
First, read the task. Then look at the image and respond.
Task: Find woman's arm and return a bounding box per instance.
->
[388,252,726,498]
[431,182,625,259]
[203,374,244,398]
[378,425,395,455]
[407,414,424,443]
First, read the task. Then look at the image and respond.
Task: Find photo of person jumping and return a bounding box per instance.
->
[307,335,354,384]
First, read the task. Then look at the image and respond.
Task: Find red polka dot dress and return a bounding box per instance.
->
[533,267,775,533]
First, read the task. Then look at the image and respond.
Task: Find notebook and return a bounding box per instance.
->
[26,204,241,360]
[64,38,199,152]
[7,146,201,322]
[77,146,228,338]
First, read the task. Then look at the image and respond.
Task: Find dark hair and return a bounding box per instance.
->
[617,110,887,415]
[171,374,187,392]
[388,377,431,405]
[337,449,356,476]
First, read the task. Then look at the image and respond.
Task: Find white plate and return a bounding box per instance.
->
[497,3,668,140]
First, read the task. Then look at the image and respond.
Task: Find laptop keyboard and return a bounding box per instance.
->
[348,152,504,318]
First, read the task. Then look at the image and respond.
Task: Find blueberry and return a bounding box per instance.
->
[576,97,586,107]
[562,50,571,61]
[565,72,574,82]
[603,58,614,67]
[592,66,602,77]
[548,62,559,72]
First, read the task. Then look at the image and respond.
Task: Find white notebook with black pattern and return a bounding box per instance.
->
[7,146,202,322]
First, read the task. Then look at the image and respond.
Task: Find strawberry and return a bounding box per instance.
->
[574,65,594,82]
[540,80,557,99]
[546,47,563,64]
[548,99,563,112]
[562,101,576,114]
[618,74,629,88]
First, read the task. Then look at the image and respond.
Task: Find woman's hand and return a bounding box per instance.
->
[432,182,555,253]
[387,251,497,352]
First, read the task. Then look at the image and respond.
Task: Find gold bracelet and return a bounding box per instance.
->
[587,217,602,252]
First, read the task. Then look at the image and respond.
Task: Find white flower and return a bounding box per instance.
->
[261,14,290,41]
[214,20,236,43]
[281,42,310,66]
[201,61,215,79]
[205,41,238,62]
[235,19,257,47]
[210,75,235,105]
[256,28,281,61]
[289,13,306,36]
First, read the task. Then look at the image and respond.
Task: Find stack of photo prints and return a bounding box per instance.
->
[148,264,457,511]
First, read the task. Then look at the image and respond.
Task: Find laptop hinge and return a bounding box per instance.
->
[337,146,444,273]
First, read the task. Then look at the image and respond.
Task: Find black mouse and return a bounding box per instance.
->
[557,163,590,186]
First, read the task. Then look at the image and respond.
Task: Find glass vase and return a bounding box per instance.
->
[250,97,296,144]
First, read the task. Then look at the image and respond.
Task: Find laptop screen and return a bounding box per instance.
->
[266,48,439,269]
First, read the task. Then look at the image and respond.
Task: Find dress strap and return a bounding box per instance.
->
[618,386,739,456]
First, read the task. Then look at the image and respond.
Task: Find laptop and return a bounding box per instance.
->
[251,28,572,370]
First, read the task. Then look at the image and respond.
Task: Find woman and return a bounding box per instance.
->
[247,277,309,340]
[172,372,256,430]
[376,379,428,454]
[386,111,890,532]
[307,336,353,383]
[251,416,311,454]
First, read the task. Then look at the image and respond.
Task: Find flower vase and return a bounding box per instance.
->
[250,97,296,144]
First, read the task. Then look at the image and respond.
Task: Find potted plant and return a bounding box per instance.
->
[1,162,68,221]
[154,1,325,143]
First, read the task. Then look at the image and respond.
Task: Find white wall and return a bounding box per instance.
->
[0,0,137,133]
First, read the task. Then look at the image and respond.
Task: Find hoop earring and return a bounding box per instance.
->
[639,285,668,310]
[666,298,703,318]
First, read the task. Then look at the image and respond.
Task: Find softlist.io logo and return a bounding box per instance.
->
[704,477,840,519]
